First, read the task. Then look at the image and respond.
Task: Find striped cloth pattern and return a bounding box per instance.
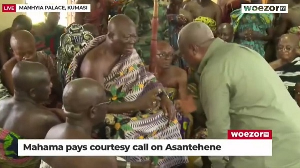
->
[65,35,188,167]
[275,57,300,97]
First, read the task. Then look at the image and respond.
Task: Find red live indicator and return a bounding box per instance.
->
[228,130,272,139]
[2,4,16,12]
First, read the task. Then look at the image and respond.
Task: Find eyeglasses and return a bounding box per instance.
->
[157,53,173,59]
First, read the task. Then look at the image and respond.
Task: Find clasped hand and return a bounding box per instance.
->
[134,88,176,121]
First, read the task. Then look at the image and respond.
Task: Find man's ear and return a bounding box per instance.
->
[107,32,113,40]
[90,106,96,119]
[29,88,36,98]
[191,44,200,53]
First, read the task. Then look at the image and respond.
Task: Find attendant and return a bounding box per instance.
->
[167,0,191,70]
[218,0,250,23]
[275,1,300,38]
[217,23,233,42]
[146,41,194,139]
[123,0,169,64]
[75,0,109,35]
[31,12,65,55]
[1,30,62,108]
[0,15,32,67]
[42,78,153,168]
[0,61,61,168]
[270,34,300,98]
[66,15,188,167]
[178,22,300,168]
[184,0,222,35]
[83,23,100,37]
[231,3,274,57]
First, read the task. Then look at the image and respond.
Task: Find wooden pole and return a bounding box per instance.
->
[149,0,159,74]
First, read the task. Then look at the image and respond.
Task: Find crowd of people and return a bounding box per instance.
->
[0,0,300,168]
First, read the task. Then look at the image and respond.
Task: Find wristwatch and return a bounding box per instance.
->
[126,162,131,168]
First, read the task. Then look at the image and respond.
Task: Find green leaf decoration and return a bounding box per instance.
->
[183,122,188,130]
[120,118,131,125]
[118,92,126,98]
[110,86,117,96]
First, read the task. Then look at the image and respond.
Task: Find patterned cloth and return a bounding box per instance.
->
[0,78,10,101]
[32,23,66,55]
[65,36,188,167]
[0,128,41,168]
[167,14,189,70]
[194,16,217,32]
[165,88,191,139]
[56,24,94,87]
[275,57,300,98]
[122,0,169,65]
[231,9,274,57]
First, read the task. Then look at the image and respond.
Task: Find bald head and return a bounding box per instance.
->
[10,30,36,61]
[217,23,233,42]
[12,61,49,92]
[157,41,173,51]
[83,23,99,37]
[10,30,35,48]
[218,23,233,32]
[108,14,135,33]
[178,22,214,47]
[279,33,300,44]
[63,78,107,115]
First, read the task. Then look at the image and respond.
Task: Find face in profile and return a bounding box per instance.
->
[178,41,202,70]
[45,12,60,26]
[277,37,298,62]
[157,43,174,69]
[12,42,37,62]
[109,25,138,55]
[30,72,52,103]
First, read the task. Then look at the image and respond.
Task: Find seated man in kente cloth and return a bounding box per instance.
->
[65,14,188,167]
[1,30,62,108]
[0,61,61,168]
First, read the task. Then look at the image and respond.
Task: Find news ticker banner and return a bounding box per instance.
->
[2,4,90,12]
[241,4,288,13]
[18,130,272,156]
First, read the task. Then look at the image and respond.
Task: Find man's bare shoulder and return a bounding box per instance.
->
[170,66,187,78]
[2,58,17,71]
[32,107,60,128]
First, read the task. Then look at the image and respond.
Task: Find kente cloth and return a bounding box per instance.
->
[0,128,41,168]
[194,16,217,32]
[275,57,300,98]
[84,0,108,35]
[32,23,66,55]
[165,87,191,139]
[230,9,274,57]
[65,36,188,167]
[122,0,169,64]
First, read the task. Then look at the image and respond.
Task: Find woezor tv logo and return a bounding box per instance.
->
[228,130,272,139]
[241,4,288,13]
